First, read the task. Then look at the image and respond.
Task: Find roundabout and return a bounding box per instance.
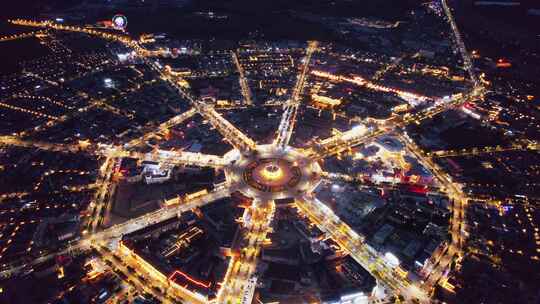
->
[224,144,323,200]
[0,14,489,304]
[248,158,299,190]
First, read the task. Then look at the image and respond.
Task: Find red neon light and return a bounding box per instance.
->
[407,185,428,195]
[168,270,211,289]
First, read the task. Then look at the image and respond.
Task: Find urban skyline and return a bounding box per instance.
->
[0,1,539,304]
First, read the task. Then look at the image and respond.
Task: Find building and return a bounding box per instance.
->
[373,224,394,245]
[142,161,172,184]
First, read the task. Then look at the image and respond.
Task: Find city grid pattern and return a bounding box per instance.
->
[0,1,493,303]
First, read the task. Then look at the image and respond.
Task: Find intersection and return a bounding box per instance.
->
[0,2,488,302]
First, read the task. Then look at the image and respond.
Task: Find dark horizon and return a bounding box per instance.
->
[0,1,539,304]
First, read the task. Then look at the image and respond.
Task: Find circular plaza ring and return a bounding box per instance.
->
[243,158,302,193]
[224,144,323,200]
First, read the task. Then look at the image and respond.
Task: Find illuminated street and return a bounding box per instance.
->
[1,1,539,304]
